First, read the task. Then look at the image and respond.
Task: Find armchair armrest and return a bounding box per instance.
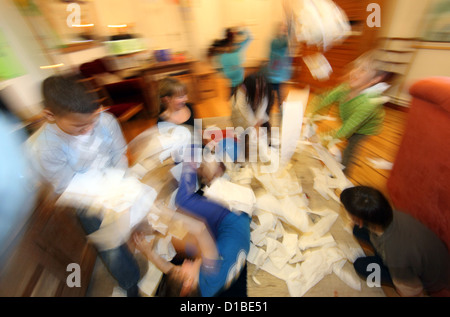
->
[409,77,450,113]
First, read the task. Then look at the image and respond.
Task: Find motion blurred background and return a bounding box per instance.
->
[1,0,449,297]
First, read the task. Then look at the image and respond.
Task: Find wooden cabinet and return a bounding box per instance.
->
[292,0,385,92]
[0,188,97,297]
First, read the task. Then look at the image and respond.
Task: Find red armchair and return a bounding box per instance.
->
[387,77,450,296]
[79,59,150,122]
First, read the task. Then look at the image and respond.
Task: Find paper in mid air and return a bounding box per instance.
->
[280,88,310,169]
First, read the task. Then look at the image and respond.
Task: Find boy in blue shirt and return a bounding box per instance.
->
[134,161,251,297]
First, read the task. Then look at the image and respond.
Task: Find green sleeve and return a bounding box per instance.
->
[311,84,349,114]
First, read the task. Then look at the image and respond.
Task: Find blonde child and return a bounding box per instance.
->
[308,52,393,174]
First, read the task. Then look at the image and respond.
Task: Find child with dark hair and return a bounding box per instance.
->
[134,161,251,297]
[231,71,274,130]
[340,186,450,297]
[208,27,253,97]
[31,74,128,192]
[230,71,274,162]
[28,74,141,296]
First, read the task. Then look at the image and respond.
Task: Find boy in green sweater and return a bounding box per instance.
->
[308,53,392,174]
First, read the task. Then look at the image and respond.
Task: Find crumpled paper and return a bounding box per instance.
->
[243,121,364,296]
[56,168,157,251]
[123,88,366,297]
[203,177,256,216]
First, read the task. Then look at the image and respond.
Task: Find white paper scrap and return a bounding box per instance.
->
[280,88,309,168]
[138,261,164,296]
[332,259,362,291]
[203,178,256,216]
[367,157,393,170]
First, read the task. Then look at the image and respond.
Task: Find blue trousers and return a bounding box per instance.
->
[77,209,140,296]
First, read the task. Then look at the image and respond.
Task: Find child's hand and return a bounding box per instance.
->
[133,232,155,254]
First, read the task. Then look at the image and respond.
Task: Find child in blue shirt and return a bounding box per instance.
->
[209,27,253,97]
[264,22,293,117]
[134,161,251,297]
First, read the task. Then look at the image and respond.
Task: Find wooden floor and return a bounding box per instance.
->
[120,69,409,201]
[312,102,408,199]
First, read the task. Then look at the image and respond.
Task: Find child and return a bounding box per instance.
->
[340,186,450,297]
[230,71,274,162]
[263,21,294,117]
[28,74,141,296]
[308,52,392,174]
[157,77,195,127]
[231,71,274,131]
[134,161,251,297]
[209,27,253,97]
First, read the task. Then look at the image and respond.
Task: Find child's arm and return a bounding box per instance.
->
[133,232,175,274]
[175,162,231,237]
[308,84,349,115]
[106,114,128,169]
[134,205,219,272]
[236,28,253,52]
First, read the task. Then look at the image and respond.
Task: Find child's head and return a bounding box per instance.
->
[346,51,384,90]
[158,258,202,297]
[241,71,274,112]
[158,77,188,113]
[197,161,226,186]
[340,186,393,231]
[274,21,288,37]
[42,75,102,136]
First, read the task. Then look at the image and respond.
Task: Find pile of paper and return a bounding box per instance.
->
[122,87,364,296]
[226,152,363,297]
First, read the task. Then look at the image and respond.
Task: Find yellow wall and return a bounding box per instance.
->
[69,0,284,62]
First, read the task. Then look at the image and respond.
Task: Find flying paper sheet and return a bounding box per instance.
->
[138,235,177,296]
[280,88,309,168]
[292,0,350,51]
[303,53,333,81]
[56,168,157,250]
[312,143,353,191]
